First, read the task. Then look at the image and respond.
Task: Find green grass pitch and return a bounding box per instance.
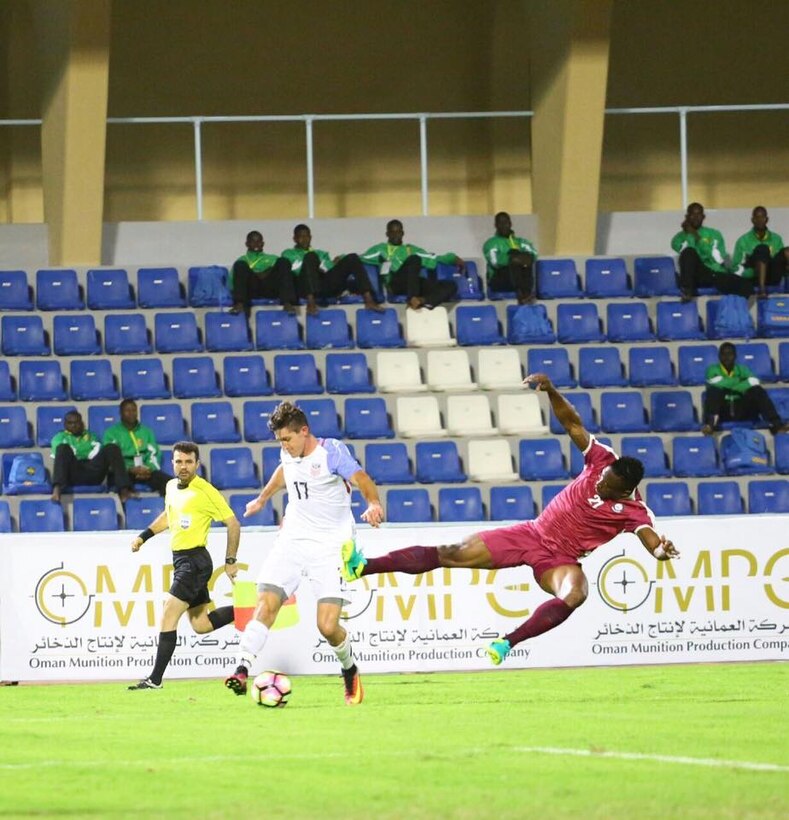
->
[1,662,786,819]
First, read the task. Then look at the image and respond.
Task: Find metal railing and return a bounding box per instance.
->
[2,104,788,220]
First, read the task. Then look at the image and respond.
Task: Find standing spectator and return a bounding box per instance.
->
[730,206,789,299]
[483,211,538,303]
[103,399,172,496]
[229,230,296,316]
[671,202,750,301]
[361,219,461,310]
[281,224,383,316]
[50,411,134,503]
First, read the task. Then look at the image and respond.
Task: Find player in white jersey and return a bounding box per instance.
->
[225,401,383,704]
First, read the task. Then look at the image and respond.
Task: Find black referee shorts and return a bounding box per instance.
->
[170,547,213,608]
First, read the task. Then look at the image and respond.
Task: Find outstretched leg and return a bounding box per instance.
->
[317,600,363,705]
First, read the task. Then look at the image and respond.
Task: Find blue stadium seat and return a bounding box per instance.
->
[73,497,118,531]
[349,490,367,525]
[620,436,671,478]
[629,346,676,387]
[779,343,789,380]
[325,352,375,394]
[172,356,221,399]
[71,360,119,401]
[205,311,253,352]
[243,400,279,442]
[438,260,483,301]
[229,493,275,527]
[210,447,258,490]
[53,314,101,356]
[678,344,719,386]
[736,343,777,383]
[550,391,598,434]
[191,401,241,444]
[578,347,627,388]
[527,348,576,388]
[0,270,33,310]
[0,361,15,401]
[657,301,705,341]
[606,302,655,342]
[87,405,119,439]
[223,355,274,397]
[36,269,83,310]
[1,315,49,355]
[650,390,697,432]
[673,435,722,477]
[0,500,11,533]
[0,406,33,447]
[86,269,135,309]
[104,314,152,354]
[19,361,67,401]
[387,488,433,523]
[344,397,394,439]
[706,298,756,340]
[255,310,305,350]
[356,307,405,349]
[541,484,565,510]
[748,479,789,513]
[124,497,166,530]
[137,267,186,308]
[455,305,506,346]
[600,391,650,433]
[646,482,692,516]
[584,258,632,298]
[537,259,582,299]
[19,500,64,533]
[121,359,170,400]
[140,403,185,445]
[505,304,556,344]
[415,441,466,483]
[757,298,789,338]
[519,438,568,481]
[439,487,484,522]
[298,398,341,438]
[188,266,232,307]
[36,405,76,447]
[697,481,743,515]
[273,354,323,394]
[633,256,680,297]
[364,443,413,484]
[154,312,203,353]
[489,485,535,521]
[557,303,604,343]
[2,452,50,495]
[775,434,789,474]
[262,446,282,484]
[570,436,613,477]
[306,309,354,349]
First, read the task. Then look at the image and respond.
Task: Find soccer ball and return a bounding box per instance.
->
[250,671,292,708]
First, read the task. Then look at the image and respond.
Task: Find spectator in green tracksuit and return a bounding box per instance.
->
[482,211,538,304]
[671,202,751,300]
[702,342,788,435]
[103,399,172,496]
[281,224,383,316]
[229,231,296,317]
[361,219,462,310]
[730,206,789,299]
[50,411,133,503]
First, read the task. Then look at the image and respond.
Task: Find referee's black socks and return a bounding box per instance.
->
[207,605,235,631]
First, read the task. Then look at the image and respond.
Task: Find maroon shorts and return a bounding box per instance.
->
[479,521,580,585]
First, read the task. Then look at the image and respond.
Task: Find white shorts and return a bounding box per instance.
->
[256,533,352,603]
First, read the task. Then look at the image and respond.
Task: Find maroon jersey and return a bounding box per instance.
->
[534,436,655,560]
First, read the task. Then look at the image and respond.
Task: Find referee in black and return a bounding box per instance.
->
[128,441,241,689]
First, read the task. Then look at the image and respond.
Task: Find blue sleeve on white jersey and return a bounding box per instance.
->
[324,438,362,480]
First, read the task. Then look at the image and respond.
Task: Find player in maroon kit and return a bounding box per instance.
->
[341,373,680,665]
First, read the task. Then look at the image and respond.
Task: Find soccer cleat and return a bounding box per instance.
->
[342,664,364,705]
[341,539,367,582]
[127,677,162,690]
[224,667,248,696]
[487,637,512,666]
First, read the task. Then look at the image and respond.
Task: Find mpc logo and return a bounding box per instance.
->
[34,563,94,626]
[595,551,654,613]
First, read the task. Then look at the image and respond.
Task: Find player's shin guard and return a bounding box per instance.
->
[238,619,269,670]
[505,598,573,647]
[330,633,355,671]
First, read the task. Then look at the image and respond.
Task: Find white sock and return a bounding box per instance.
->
[331,634,355,670]
[238,620,269,670]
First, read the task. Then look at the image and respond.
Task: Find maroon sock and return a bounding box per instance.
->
[364,546,440,576]
[504,598,573,647]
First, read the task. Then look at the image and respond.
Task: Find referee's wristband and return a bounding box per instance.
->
[138,528,155,543]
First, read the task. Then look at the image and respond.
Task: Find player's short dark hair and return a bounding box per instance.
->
[293,223,310,234]
[611,456,644,491]
[173,441,200,460]
[119,398,137,412]
[494,211,511,221]
[246,230,262,241]
[268,401,308,433]
[386,219,403,231]
[719,341,736,356]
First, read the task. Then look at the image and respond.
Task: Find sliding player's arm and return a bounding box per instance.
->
[637,526,680,561]
[524,372,589,452]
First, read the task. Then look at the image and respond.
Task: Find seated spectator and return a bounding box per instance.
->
[671,202,751,301]
[702,342,789,436]
[50,411,134,503]
[730,206,789,299]
[361,219,461,310]
[103,399,172,496]
[229,230,296,316]
[483,211,538,303]
[281,224,383,316]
